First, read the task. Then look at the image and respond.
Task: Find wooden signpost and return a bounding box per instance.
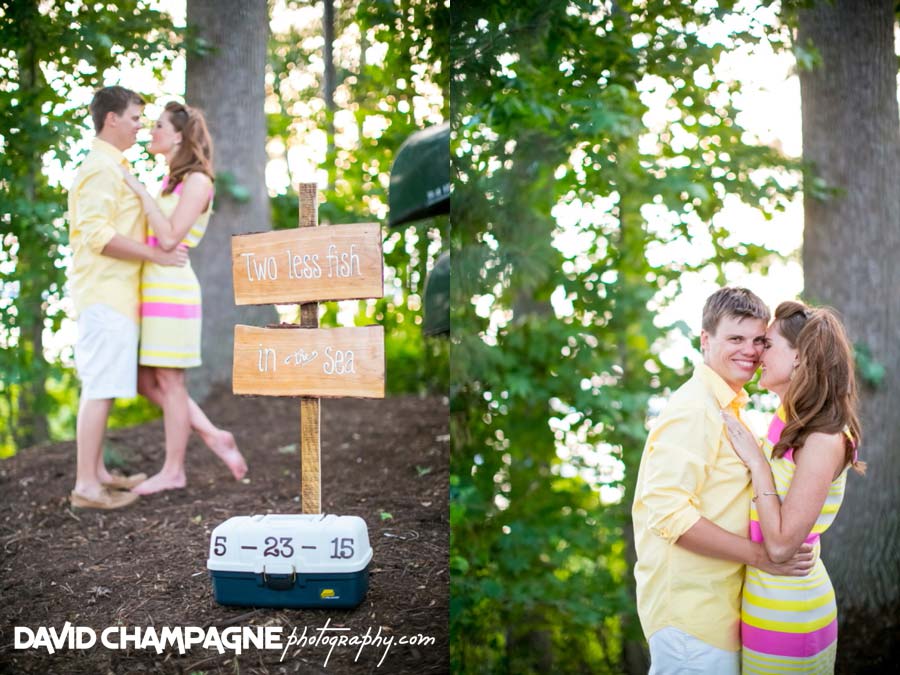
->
[231,183,385,514]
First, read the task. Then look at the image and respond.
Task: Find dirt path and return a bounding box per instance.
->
[0,391,449,674]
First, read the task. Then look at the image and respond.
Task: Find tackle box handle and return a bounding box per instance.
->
[261,566,296,591]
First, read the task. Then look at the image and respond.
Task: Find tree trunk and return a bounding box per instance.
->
[797,1,900,670]
[14,270,50,449]
[323,0,336,191]
[17,283,50,447]
[185,0,275,402]
[16,22,50,448]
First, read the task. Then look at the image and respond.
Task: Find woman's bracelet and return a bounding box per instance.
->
[752,491,778,502]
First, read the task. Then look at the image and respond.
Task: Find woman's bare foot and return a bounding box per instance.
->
[131,470,187,495]
[204,430,247,480]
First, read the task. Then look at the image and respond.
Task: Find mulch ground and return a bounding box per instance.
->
[0,390,449,674]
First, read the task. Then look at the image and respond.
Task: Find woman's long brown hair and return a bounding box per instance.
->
[772,301,865,474]
[161,101,214,196]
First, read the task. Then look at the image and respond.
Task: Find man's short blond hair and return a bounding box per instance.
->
[701,287,770,335]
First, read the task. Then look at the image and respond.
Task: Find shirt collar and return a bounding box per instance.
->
[92,138,129,167]
[695,362,750,411]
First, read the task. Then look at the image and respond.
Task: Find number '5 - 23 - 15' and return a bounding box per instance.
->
[212,536,354,559]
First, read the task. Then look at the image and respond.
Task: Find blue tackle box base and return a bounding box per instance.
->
[210,565,369,609]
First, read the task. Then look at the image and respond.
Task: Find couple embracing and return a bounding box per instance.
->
[67,86,247,509]
[633,287,864,674]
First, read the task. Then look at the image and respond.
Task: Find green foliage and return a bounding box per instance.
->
[266,0,449,396]
[107,396,163,430]
[792,38,823,72]
[102,441,137,473]
[854,342,885,389]
[215,171,252,203]
[0,1,180,454]
[451,2,797,672]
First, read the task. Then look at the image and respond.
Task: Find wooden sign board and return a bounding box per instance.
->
[233,324,385,399]
[231,223,384,306]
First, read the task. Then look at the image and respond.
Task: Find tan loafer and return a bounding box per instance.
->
[70,488,139,510]
[102,472,148,490]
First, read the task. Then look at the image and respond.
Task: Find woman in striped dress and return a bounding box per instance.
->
[723,301,865,674]
[121,101,247,494]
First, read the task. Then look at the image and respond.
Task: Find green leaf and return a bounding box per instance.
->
[216,171,251,203]
[854,343,885,388]
[450,555,470,575]
[793,39,823,72]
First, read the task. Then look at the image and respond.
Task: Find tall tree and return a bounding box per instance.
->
[795,1,900,670]
[185,0,275,402]
[323,0,336,191]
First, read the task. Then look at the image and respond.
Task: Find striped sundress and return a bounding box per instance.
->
[741,407,851,674]
[138,176,212,368]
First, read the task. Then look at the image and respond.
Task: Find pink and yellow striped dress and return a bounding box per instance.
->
[138,176,212,368]
[741,407,850,674]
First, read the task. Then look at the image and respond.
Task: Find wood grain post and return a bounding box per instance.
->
[298,182,321,514]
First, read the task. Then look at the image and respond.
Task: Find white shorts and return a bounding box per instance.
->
[648,627,740,675]
[75,304,138,400]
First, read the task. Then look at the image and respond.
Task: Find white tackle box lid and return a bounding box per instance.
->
[207,514,372,575]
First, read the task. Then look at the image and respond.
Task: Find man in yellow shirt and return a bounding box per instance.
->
[68,86,187,509]
[632,287,815,673]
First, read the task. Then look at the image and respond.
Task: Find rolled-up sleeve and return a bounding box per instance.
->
[638,408,711,543]
[71,166,118,254]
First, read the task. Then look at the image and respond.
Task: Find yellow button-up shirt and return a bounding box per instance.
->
[632,362,752,651]
[67,138,145,323]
